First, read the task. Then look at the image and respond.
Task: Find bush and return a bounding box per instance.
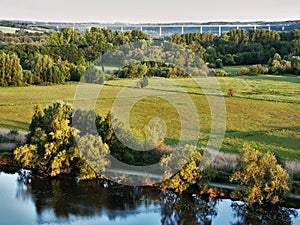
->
[83,65,105,84]
[228,89,235,97]
[215,58,223,68]
[249,64,269,76]
[237,67,250,75]
[136,76,149,88]
[237,65,269,76]
[215,70,228,77]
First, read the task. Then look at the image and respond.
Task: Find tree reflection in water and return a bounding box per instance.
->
[231,202,298,225]
[16,175,298,225]
[16,176,162,219]
[160,191,218,225]
[16,176,219,224]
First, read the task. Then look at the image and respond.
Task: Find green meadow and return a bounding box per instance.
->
[0,75,299,161]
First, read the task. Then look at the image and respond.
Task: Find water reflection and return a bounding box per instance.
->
[1,172,298,225]
[231,202,298,225]
[16,174,220,224]
[160,191,217,225]
[17,177,162,219]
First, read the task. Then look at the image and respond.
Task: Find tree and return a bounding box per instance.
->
[31,53,53,84]
[14,101,110,179]
[230,145,290,204]
[70,63,87,81]
[77,134,110,179]
[95,111,121,145]
[292,39,300,56]
[130,30,148,40]
[291,56,300,74]
[83,64,105,84]
[0,51,24,86]
[160,145,212,194]
[137,76,149,88]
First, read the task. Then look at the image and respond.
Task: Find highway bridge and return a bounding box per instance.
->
[82,23,286,36]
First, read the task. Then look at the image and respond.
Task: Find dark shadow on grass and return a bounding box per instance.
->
[0,120,29,131]
[104,83,223,97]
[241,74,300,84]
[225,126,300,152]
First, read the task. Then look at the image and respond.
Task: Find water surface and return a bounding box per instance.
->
[0,172,299,225]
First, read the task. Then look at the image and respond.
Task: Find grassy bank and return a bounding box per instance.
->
[0,75,299,161]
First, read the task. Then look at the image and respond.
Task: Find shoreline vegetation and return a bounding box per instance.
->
[0,105,299,207]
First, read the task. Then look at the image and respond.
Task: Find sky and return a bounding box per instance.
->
[0,0,299,23]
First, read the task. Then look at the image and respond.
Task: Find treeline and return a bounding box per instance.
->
[115,61,190,79]
[0,28,148,86]
[1,28,300,87]
[171,29,300,74]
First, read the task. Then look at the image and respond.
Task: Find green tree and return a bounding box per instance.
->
[0,51,24,86]
[230,145,290,204]
[31,53,53,84]
[137,76,149,88]
[291,56,300,74]
[130,30,148,40]
[83,64,105,84]
[292,39,300,56]
[77,134,110,179]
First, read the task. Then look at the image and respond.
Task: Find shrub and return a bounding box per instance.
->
[237,67,250,75]
[215,70,228,77]
[228,89,235,97]
[136,76,149,88]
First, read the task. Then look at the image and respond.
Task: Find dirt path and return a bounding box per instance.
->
[0,128,28,151]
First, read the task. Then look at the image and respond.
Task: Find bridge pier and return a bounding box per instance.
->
[141,26,143,31]
[181,26,184,34]
[218,26,222,36]
[159,26,162,37]
[200,26,203,34]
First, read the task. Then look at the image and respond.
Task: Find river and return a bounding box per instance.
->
[0,172,299,225]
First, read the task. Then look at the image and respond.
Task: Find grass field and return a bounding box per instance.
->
[0,26,42,34]
[0,75,299,161]
[222,65,250,75]
[0,26,19,34]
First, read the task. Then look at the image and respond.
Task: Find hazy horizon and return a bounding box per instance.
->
[0,0,299,23]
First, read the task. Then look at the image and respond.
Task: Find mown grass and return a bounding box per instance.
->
[0,75,299,161]
[0,26,19,34]
[0,26,42,34]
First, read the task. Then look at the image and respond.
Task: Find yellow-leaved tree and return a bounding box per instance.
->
[14,101,110,179]
[230,145,289,204]
[160,145,212,194]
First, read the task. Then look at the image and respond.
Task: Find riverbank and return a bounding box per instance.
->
[1,126,300,207]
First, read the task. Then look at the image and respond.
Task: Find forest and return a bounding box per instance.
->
[1,28,300,86]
